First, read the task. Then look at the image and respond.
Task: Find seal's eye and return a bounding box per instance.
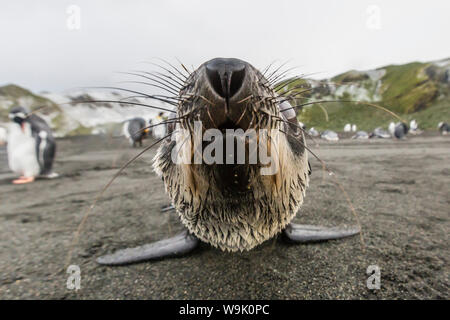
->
[205,58,246,99]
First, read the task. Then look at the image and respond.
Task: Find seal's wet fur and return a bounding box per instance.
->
[153,58,309,251]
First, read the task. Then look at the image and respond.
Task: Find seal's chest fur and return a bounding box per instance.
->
[153,133,309,251]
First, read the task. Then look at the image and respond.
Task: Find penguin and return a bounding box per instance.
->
[152,112,167,139]
[122,117,149,147]
[7,107,57,184]
[394,122,409,139]
[438,122,449,135]
[343,123,351,132]
[388,122,396,136]
[410,119,418,131]
[298,121,306,130]
[307,127,320,137]
[409,119,422,135]
[389,122,408,139]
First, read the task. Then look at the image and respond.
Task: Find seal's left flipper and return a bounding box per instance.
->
[96,230,199,265]
[160,204,175,212]
[283,223,360,243]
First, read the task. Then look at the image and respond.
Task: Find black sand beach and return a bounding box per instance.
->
[0,134,448,299]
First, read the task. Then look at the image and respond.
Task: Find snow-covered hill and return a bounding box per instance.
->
[0,85,172,137]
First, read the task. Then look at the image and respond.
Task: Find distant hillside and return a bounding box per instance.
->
[280,58,450,131]
[0,85,168,137]
[0,84,60,119]
[1,57,449,136]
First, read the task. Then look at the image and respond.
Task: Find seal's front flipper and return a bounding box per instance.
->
[160,204,175,212]
[283,223,360,243]
[96,230,199,265]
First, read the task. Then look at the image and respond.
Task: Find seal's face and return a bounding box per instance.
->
[154,58,309,251]
[176,58,286,194]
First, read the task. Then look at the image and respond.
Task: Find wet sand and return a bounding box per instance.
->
[0,133,448,299]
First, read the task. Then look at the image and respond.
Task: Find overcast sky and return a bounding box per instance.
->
[0,0,449,93]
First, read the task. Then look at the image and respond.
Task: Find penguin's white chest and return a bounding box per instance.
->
[152,117,166,139]
[7,123,40,177]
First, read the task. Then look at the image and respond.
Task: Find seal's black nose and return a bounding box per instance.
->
[205,58,246,99]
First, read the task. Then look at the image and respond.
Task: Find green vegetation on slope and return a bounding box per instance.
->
[380,62,438,113]
[0,84,60,120]
[283,59,450,131]
[299,95,450,132]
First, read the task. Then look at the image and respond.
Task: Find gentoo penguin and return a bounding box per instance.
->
[7,107,57,184]
[388,122,396,136]
[122,117,149,147]
[307,127,320,137]
[391,122,409,139]
[152,112,167,139]
[298,121,306,130]
[321,130,339,141]
[438,122,449,135]
[344,123,351,132]
[409,119,421,135]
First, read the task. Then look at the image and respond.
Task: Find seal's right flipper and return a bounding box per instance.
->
[96,230,199,265]
[283,223,360,243]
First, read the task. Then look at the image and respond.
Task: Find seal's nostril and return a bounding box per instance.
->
[205,58,246,99]
[206,66,225,98]
[229,68,245,98]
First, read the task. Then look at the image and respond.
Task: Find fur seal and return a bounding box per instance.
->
[321,130,339,141]
[352,131,369,139]
[97,58,360,265]
[370,127,391,139]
